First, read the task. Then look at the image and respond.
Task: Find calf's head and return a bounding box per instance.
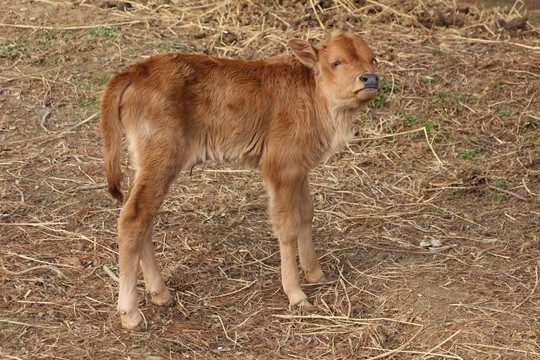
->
[289,33,379,109]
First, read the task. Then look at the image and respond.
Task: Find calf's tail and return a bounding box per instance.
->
[100,73,132,203]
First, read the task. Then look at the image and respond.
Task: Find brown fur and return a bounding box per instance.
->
[100,33,379,329]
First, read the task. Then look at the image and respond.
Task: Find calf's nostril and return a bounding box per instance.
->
[359,73,379,88]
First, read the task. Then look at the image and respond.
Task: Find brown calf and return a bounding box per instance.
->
[100,33,379,329]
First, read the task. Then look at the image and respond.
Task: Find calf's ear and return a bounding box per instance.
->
[289,39,319,68]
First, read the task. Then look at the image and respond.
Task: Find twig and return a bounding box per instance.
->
[367,324,424,360]
[462,343,540,356]
[0,319,61,329]
[211,315,238,346]
[448,35,540,51]
[309,0,326,30]
[423,126,443,165]
[204,279,256,299]
[352,126,443,165]
[0,20,143,30]
[1,265,70,280]
[71,112,99,130]
[513,264,538,309]
[102,264,119,283]
[487,185,527,201]
[40,110,51,133]
[425,329,461,355]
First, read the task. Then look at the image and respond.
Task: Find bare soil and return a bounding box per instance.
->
[1,0,539,359]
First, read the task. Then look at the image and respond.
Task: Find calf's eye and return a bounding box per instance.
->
[330,61,341,68]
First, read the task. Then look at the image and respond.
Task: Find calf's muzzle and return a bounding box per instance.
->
[359,73,379,90]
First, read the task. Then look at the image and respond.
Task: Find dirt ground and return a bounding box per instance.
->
[1,0,539,359]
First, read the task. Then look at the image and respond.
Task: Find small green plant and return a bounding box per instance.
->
[81,97,98,109]
[1,39,15,58]
[171,41,187,49]
[494,178,508,190]
[369,91,385,108]
[438,91,453,99]
[33,32,59,51]
[401,114,418,127]
[434,207,444,214]
[90,74,111,86]
[103,263,117,273]
[499,109,510,116]
[423,120,435,132]
[458,148,478,160]
[420,76,437,84]
[1,39,25,58]
[74,79,92,90]
[432,131,448,143]
[86,27,121,39]
[491,80,507,87]
[368,74,395,108]
[525,117,537,129]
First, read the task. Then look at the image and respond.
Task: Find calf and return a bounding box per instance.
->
[100,33,379,329]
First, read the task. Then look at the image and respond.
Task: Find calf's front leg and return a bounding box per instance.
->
[298,177,326,285]
[265,172,324,306]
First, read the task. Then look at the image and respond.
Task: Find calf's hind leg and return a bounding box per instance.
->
[117,149,180,329]
[140,222,174,307]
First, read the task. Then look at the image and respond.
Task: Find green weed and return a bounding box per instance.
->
[494,178,508,190]
[1,39,25,58]
[423,120,435,132]
[420,76,437,84]
[525,117,537,129]
[81,98,98,110]
[438,91,453,99]
[401,114,419,127]
[90,74,111,86]
[33,32,59,51]
[74,79,92,90]
[368,74,395,108]
[491,80,507,87]
[85,27,121,40]
[458,148,478,160]
[432,131,449,143]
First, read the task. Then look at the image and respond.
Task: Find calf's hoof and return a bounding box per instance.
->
[295,299,313,307]
[149,290,174,307]
[304,268,325,284]
[120,310,145,330]
[160,296,175,307]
